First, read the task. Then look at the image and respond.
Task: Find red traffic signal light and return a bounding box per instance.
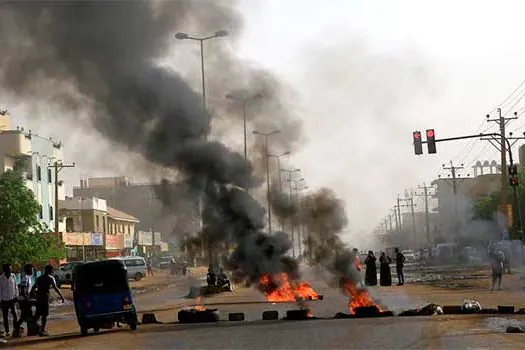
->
[510,177,519,187]
[426,129,436,154]
[508,165,518,176]
[413,131,423,155]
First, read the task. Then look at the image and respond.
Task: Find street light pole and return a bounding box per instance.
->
[268,151,291,231]
[226,93,263,159]
[176,30,227,265]
[288,177,304,259]
[253,130,281,235]
[175,30,228,121]
[293,183,308,259]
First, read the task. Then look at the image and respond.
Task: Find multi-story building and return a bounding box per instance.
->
[60,196,141,260]
[60,196,107,261]
[74,176,197,255]
[0,114,67,232]
[107,207,139,257]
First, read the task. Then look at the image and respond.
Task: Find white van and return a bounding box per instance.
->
[110,256,147,281]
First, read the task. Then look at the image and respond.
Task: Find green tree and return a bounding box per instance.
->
[472,193,500,220]
[0,170,65,266]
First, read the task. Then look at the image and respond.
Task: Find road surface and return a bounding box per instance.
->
[7,265,525,349]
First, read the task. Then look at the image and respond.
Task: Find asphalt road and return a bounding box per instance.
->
[14,314,525,349]
[9,265,521,349]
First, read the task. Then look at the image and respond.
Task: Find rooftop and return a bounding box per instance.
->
[107,206,139,223]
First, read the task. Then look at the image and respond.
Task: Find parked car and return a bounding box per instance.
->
[401,250,416,262]
[157,256,173,270]
[55,261,89,287]
[110,256,147,281]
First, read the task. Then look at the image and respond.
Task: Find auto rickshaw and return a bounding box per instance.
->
[72,260,138,336]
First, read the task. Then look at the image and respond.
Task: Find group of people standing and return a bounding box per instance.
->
[0,264,64,338]
[355,248,406,287]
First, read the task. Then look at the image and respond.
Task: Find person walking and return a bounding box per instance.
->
[146,258,154,276]
[30,265,64,336]
[0,264,19,337]
[395,248,405,286]
[490,250,503,291]
[13,264,34,338]
[364,251,377,286]
[379,252,392,286]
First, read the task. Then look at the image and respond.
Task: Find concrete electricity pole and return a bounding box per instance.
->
[416,183,436,247]
[48,161,75,241]
[442,161,464,238]
[396,196,402,233]
[487,108,517,216]
[253,130,280,235]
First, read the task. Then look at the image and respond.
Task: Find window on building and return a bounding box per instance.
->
[66,218,74,232]
[102,216,106,232]
[95,216,100,231]
[37,166,42,181]
[47,168,52,183]
[49,205,54,220]
[128,225,131,234]
[39,205,43,220]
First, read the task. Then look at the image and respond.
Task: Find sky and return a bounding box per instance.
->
[234,0,525,244]
[7,0,525,246]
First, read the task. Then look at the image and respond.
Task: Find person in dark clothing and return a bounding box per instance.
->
[379,252,392,286]
[206,265,216,287]
[30,265,64,336]
[364,251,377,286]
[146,258,154,276]
[395,248,405,286]
[13,265,34,338]
[217,269,231,291]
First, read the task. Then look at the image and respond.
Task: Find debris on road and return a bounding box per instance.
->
[141,313,162,324]
[506,326,524,333]
[462,299,482,313]
[178,308,219,324]
[498,305,515,314]
[262,310,279,320]
[284,309,314,320]
[398,303,443,316]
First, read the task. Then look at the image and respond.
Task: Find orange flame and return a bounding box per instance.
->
[343,279,382,314]
[259,273,320,302]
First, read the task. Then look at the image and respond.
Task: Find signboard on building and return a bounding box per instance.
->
[91,232,104,246]
[137,231,153,246]
[106,234,124,250]
[124,232,134,248]
[154,232,161,246]
[63,232,90,246]
[160,242,169,252]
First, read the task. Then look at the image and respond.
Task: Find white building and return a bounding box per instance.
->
[0,114,67,233]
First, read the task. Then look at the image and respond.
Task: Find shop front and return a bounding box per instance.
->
[63,232,105,261]
[106,234,125,258]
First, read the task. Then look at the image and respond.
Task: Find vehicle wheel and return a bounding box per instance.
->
[134,273,143,281]
[93,327,100,333]
[81,327,88,336]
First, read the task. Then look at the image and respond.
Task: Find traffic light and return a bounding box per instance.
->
[426,129,436,154]
[413,131,423,155]
[508,165,518,176]
[510,176,519,187]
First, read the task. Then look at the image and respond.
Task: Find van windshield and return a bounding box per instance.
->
[74,264,128,295]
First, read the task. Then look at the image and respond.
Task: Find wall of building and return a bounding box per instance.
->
[0,126,66,232]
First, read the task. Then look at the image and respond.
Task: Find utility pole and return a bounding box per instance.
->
[388,213,393,231]
[442,161,464,234]
[487,108,517,221]
[396,196,402,233]
[416,183,435,247]
[48,161,75,241]
[393,206,399,231]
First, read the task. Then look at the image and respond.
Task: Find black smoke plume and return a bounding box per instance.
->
[301,188,362,288]
[0,2,298,288]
